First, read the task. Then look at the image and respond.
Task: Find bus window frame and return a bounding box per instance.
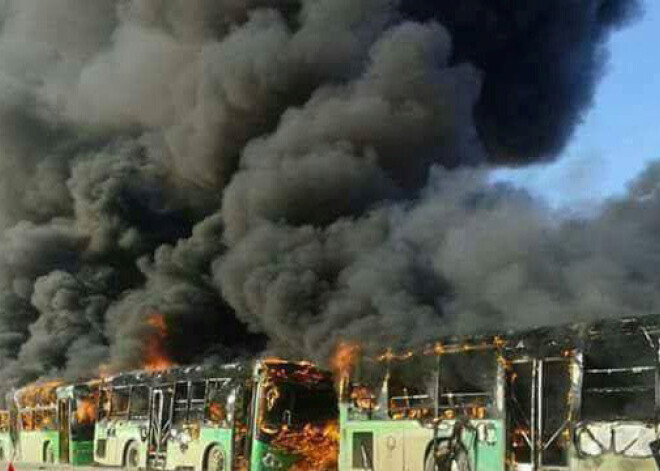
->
[128,385,150,420]
[108,386,130,419]
[206,379,232,427]
[189,380,206,423]
[172,381,189,425]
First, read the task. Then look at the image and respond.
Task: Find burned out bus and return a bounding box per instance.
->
[94,359,338,471]
[9,381,97,466]
[337,314,660,471]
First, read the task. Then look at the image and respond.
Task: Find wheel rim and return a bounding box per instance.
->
[207,446,224,471]
[46,444,54,463]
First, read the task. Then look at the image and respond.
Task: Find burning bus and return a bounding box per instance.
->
[337,314,660,471]
[8,381,97,466]
[94,359,338,471]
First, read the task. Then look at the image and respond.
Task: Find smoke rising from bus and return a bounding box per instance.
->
[0,0,649,389]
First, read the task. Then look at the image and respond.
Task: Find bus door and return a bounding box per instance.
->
[507,358,573,470]
[232,381,256,470]
[508,359,536,470]
[148,387,173,469]
[58,398,71,463]
[538,358,572,469]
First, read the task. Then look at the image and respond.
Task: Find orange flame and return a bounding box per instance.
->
[144,312,174,371]
[272,422,339,471]
[76,397,97,424]
[208,402,226,424]
[330,342,360,380]
[15,381,62,409]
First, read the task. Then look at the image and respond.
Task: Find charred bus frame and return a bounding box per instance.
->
[338,314,660,471]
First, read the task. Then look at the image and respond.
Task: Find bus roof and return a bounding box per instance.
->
[370,313,660,361]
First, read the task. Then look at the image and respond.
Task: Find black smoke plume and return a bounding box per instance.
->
[0,0,645,390]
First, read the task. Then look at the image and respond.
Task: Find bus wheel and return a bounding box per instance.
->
[425,441,470,471]
[0,445,4,461]
[205,445,225,471]
[124,441,140,470]
[44,442,55,464]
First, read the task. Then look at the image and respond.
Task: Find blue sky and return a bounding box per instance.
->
[494,0,660,208]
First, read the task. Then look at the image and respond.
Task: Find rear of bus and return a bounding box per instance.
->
[247,361,338,471]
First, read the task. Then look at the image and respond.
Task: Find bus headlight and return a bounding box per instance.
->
[477,423,497,446]
[262,452,283,469]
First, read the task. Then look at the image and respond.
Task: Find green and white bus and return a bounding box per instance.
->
[11,381,96,466]
[338,315,660,471]
[338,341,506,471]
[94,359,338,471]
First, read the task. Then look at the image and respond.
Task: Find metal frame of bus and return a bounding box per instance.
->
[338,314,660,471]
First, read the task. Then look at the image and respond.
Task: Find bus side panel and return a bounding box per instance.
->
[116,422,147,468]
[70,439,94,466]
[18,430,58,464]
[571,455,658,471]
[340,419,409,471]
[402,420,505,471]
[93,420,116,466]
[94,420,145,467]
[249,439,299,471]
[164,426,232,471]
[0,432,13,461]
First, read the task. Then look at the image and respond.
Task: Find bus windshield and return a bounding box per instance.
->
[261,380,337,431]
[259,364,338,435]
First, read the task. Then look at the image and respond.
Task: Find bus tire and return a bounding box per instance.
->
[124,441,140,470]
[44,441,55,464]
[0,444,4,461]
[204,445,225,471]
[424,440,470,471]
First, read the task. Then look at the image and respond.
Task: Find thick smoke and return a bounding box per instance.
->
[401,0,643,163]
[0,0,645,389]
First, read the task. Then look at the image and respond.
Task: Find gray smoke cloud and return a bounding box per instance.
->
[0,0,646,390]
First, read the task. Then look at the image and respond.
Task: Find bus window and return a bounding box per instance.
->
[348,357,388,420]
[173,382,189,425]
[129,386,149,420]
[207,380,231,426]
[98,389,110,420]
[72,397,96,441]
[582,335,656,422]
[388,355,438,421]
[437,350,497,418]
[0,412,9,433]
[20,411,34,431]
[110,388,129,418]
[260,379,337,434]
[189,381,206,422]
[35,409,56,431]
